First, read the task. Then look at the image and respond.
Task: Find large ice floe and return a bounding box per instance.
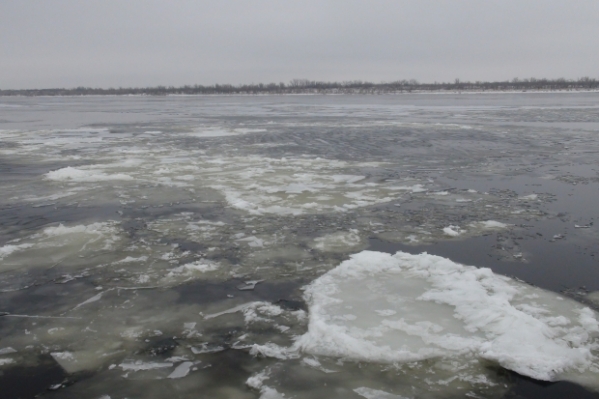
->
[293,251,599,390]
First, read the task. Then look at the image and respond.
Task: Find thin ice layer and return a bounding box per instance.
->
[296,251,599,386]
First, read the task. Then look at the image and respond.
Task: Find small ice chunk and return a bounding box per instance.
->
[312,229,362,252]
[166,259,219,277]
[354,387,408,399]
[259,387,286,399]
[519,194,538,200]
[302,357,337,373]
[167,361,194,379]
[374,310,397,317]
[51,351,75,362]
[249,343,292,360]
[72,291,104,310]
[246,370,270,390]
[237,236,265,248]
[442,226,462,237]
[203,303,252,319]
[0,347,17,355]
[114,256,148,264]
[470,220,509,230]
[190,343,225,354]
[237,280,264,291]
[45,166,134,182]
[119,361,173,371]
[165,356,190,362]
[0,358,15,366]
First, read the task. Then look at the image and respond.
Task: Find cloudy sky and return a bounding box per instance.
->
[1,0,598,89]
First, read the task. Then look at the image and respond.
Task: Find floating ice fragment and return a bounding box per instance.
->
[442,225,462,237]
[114,256,148,264]
[374,310,397,317]
[354,387,408,399]
[72,291,105,310]
[166,259,219,278]
[250,343,294,360]
[203,303,252,319]
[0,347,17,355]
[0,358,15,366]
[301,357,337,373]
[519,194,538,200]
[45,166,134,182]
[119,360,173,371]
[246,370,270,390]
[575,224,591,229]
[190,344,225,354]
[237,236,265,248]
[312,230,362,252]
[469,220,508,230]
[259,387,286,399]
[167,361,194,379]
[237,280,264,291]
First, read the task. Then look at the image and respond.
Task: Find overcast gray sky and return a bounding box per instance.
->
[1,0,598,89]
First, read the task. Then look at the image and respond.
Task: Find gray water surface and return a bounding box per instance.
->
[1,93,599,399]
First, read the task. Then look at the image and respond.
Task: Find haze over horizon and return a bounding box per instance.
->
[1,0,598,90]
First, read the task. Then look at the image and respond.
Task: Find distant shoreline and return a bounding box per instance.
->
[2,89,599,98]
[2,78,598,97]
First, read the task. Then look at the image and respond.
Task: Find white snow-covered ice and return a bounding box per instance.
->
[296,250,599,388]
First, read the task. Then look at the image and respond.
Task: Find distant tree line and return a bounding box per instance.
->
[1,77,598,96]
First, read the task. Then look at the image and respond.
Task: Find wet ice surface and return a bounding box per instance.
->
[1,94,599,399]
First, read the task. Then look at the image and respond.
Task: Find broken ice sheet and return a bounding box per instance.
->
[294,251,599,391]
[310,229,364,252]
[237,280,264,291]
[0,221,122,274]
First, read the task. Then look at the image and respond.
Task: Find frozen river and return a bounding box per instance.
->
[1,93,599,399]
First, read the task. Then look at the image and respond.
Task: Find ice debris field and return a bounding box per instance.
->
[1,94,599,399]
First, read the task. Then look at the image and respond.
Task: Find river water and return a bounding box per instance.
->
[1,93,599,399]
